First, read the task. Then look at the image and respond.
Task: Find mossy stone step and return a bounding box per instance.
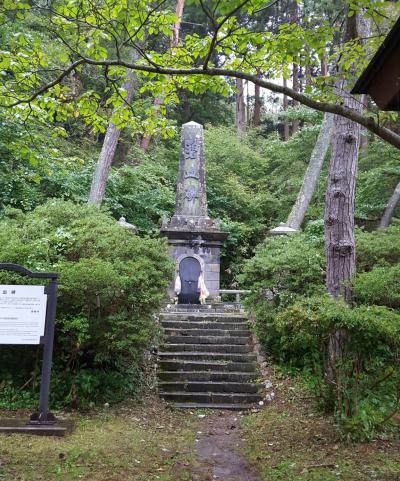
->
[161,343,253,354]
[160,314,248,322]
[161,321,250,330]
[164,328,251,337]
[158,352,257,362]
[166,335,251,345]
[159,381,261,393]
[158,305,261,410]
[168,402,255,410]
[159,360,258,372]
[160,392,262,404]
[158,371,258,383]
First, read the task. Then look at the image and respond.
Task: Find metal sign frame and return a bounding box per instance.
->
[0,263,59,425]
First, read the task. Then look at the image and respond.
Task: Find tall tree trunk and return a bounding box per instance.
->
[359,96,369,156]
[291,1,300,134]
[325,92,361,301]
[325,12,368,302]
[320,53,327,77]
[253,81,262,127]
[172,0,185,46]
[246,80,250,126]
[140,0,185,152]
[235,78,246,136]
[379,181,400,229]
[88,67,137,205]
[292,62,300,134]
[282,77,289,141]
[286,113,334,230]
[324,11,369,399]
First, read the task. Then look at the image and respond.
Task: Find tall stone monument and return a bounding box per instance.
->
[161,122,228,303]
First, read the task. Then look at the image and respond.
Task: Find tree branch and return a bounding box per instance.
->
[3,58,400,150]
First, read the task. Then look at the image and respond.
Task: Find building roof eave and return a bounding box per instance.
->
[351,16,400,95]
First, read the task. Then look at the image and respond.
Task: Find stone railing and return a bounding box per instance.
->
[219,289,250,304]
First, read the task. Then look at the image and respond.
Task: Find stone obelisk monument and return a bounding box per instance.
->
[161,122,227,303]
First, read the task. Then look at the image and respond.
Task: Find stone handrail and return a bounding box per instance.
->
[219,289,250,303]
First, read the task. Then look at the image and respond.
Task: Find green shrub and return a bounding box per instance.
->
[240,232,325,358]
[355,264,400,309]
[240,232,325,308]
[276,296,400,440]
[0,200,173,408]
[242,226,400,439]
[356,222,400,271]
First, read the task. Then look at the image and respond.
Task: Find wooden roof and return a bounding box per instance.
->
[351,16,400,111]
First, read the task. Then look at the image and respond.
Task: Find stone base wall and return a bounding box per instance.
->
[167,242,221,299]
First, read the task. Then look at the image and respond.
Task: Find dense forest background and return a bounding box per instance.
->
[1,0,400,441]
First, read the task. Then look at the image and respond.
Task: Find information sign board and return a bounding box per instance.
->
[0,285,47,344]
[0,264,59,428]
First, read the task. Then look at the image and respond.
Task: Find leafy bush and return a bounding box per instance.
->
[242,226,400,439]
[240,232,325,358]
[241,232,325,305]
[0,200,173,408]
[356,139,400,222]
[276,295,400,440]
[356,222,400,271]
[355,264,400,309]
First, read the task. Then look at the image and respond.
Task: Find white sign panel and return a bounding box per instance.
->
[0,285,47,345]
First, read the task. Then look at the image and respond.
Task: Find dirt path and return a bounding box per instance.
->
[191,410,258,481]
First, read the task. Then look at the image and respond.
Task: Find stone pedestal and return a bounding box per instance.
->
[161,122,227,301]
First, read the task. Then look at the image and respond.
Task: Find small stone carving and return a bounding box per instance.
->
[185,186,198,201]
[184,139,198,159]
[118,216,138,234]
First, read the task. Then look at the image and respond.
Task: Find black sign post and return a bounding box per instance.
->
[0,263,66,435]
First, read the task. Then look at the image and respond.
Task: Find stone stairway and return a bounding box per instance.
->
[157,304,263,410]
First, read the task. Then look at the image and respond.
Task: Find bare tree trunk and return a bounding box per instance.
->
[325,85,361,301]
[379,181,400,229]
[286,113,334,230]
[235,78,246,136]
[324,11,369,397]
[283,77,289,141]
[253,81,262,127]
[359,96,369,156]
[325,13,368,302]
[140,0,185,152]
[291,1,300,134]
[88,68,136,205]
[292,62,300,134]
[320,53,327,77]
[172,0,185,46]
[246,80,250,126]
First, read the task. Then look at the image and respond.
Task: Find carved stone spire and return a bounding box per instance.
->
[160,122,228,300]
[175,121,208,217]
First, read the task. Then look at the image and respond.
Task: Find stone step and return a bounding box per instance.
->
[166,335,251,345]
[164,328,251,338]
[161,321,249,330]
[161,343,252,354]
[159,381,261,393]
[160,313,248,322]
[158,371,258,383]
[158,352,257,362]
[162,305,244,314]
[168,402,255,411]
[159,360,258,372]
[160,392,262,404]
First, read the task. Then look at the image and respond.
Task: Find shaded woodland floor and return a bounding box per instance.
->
[0,377,399,481]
